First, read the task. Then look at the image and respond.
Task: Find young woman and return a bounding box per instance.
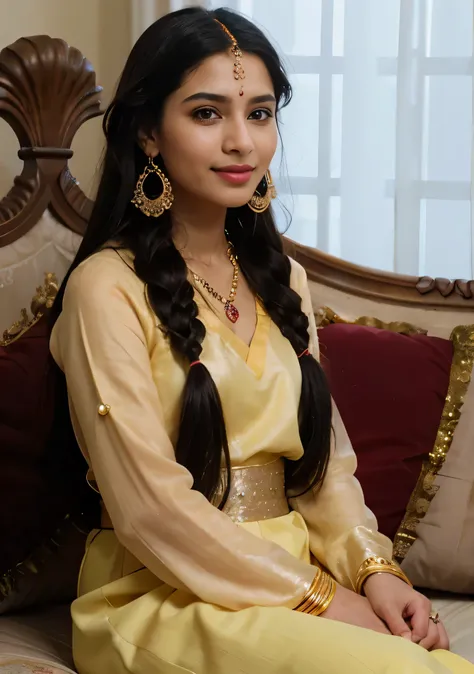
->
[49,7,473,674]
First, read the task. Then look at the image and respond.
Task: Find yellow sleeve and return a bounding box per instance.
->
[50,254,316,611]
[288,259,393,590]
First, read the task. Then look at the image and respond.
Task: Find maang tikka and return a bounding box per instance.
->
[215,19,245,96]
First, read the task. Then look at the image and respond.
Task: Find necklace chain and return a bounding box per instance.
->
[191,246,240,323]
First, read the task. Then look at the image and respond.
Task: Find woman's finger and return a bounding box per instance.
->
[433,621,450,651]
[380,605,412,639]
[407,596,431,643]
[419,619,442,651]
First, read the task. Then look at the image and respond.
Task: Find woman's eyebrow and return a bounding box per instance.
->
[182,92,276,104]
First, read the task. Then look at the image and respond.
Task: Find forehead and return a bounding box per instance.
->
[177,52,274,100]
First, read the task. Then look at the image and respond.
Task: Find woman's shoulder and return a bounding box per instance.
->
[66,247,140,299]
[51,248,155,364]
[61,247,151,325]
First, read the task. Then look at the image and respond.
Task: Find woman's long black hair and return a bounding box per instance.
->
[50,6,332,515]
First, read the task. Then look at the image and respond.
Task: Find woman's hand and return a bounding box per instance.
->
[322,583,391,634]
[363,573,449,650]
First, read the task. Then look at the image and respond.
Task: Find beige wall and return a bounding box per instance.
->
[0,0,132,198]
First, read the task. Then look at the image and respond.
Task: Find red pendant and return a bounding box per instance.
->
[225,302,239,323]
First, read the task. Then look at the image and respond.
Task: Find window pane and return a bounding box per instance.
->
[328,196,341,257]
[332,0,345,56]
[381,76,397,180]
[330,75,343,178]
[279,74,319,178]
[341,196,395,272]
[425,76,472,181]
[372,0,400,58]
[279,194,319,248]
[252,0,321,56]
[429,0,473,57]
[420,200,472,278]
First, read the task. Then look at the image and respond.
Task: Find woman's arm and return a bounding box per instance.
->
[287,261,450,648]
[287,260,394,591]
[50,255,316,611]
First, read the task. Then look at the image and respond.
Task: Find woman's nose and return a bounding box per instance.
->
[222,118,254,156]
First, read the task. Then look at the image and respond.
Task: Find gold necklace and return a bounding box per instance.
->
[191,246,240,323]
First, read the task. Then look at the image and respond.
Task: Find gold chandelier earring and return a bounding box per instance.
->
[248,170,277,213]
[131,156,174,217]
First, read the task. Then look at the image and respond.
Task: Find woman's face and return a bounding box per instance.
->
[145,52,278,209]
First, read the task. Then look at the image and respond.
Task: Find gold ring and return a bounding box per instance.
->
[429,611,440,625]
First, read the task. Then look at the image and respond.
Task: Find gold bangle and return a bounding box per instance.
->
[307,573,329,615]
[308,574,336,616]
[313,576,336,616]
[294,569,322,613]
[355,556,413,595]
[294,570,336,616]
[305,575,327,614]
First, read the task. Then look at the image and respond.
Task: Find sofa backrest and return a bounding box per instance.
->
[284,240,474,338]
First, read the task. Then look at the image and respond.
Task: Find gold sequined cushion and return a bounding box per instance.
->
[0,275,90,614]
[395,326,474,593]
[318,320,454,541]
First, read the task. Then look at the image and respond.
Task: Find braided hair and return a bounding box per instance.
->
[50,6,332,512]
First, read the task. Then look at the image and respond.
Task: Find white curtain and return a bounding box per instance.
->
[132,0,474,279]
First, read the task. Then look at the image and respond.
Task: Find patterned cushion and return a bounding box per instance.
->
[399,326,474,593]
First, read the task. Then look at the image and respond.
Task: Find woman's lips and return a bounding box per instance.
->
[213,165,255,185]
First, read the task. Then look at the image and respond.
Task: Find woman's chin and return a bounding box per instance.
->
[184,186,254,210]
[204,196,252,209]
[220,190,254,209]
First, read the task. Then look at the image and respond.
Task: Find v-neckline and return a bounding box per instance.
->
[113,248,271,377]
[194,290,271,379]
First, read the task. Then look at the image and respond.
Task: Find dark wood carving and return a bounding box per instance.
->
[0,35,103,246]
[416,276,474,299]
[284,239,474,310]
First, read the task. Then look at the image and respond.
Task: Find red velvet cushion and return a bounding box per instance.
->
[0,316,95,613]
[0,317,56,573]
[318,323,453,540]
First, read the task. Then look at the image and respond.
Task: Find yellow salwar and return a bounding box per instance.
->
[50,249,474,674]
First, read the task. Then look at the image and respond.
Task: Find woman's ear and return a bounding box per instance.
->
[137,128,160,158]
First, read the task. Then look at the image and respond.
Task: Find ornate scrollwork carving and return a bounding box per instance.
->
[0,35,102,149]
[0,35,103,244]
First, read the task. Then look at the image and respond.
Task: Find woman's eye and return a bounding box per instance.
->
[192,107,273,123]
[249,109,273,121]
[193,108,219,122]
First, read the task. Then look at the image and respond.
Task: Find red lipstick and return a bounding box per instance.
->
[213,164,255,185]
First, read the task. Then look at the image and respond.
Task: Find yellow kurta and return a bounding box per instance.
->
[50,248,473,674]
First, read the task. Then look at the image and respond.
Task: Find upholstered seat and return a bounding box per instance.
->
[0,604,75,673]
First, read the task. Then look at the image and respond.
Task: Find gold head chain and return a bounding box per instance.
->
[215,19,245,96]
